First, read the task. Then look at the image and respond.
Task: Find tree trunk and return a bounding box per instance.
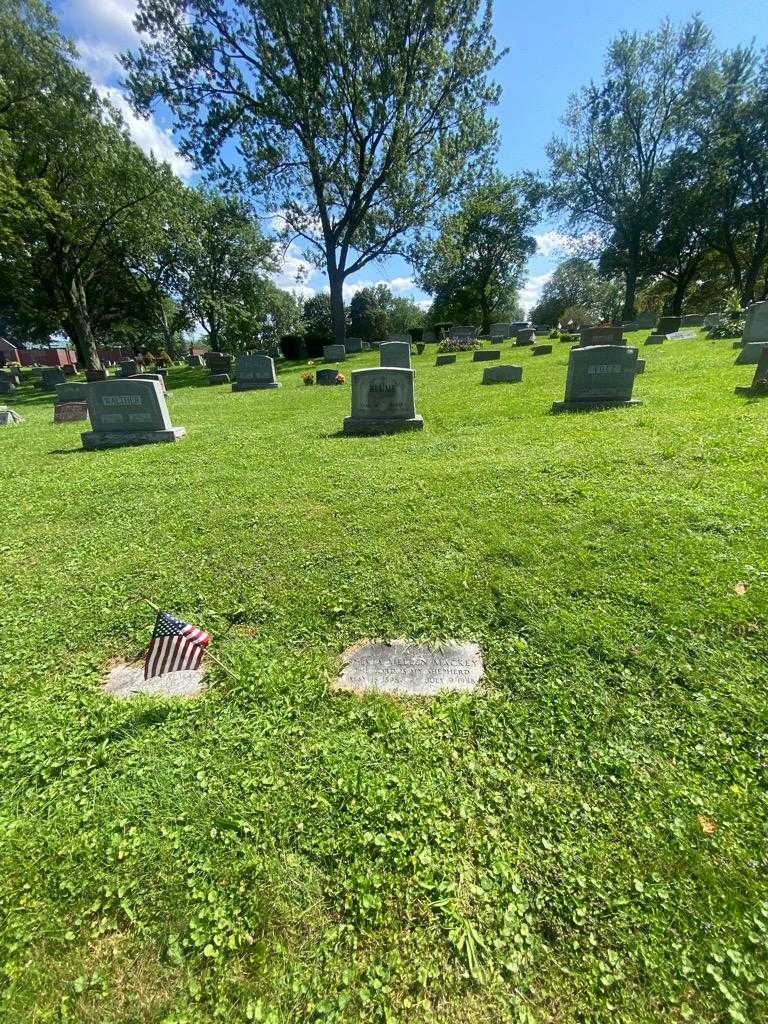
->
[66,270,101,370]
[479,288,491,334]
[621,263,638,322]
[328,269,346,346]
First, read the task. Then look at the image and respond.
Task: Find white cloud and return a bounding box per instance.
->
[519,271,553,316]
[535,230,602,258]
[68,0,138,47]
[342,276,416,299]
[98,86,194,179]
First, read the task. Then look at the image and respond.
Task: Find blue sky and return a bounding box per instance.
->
[55,0,768,314]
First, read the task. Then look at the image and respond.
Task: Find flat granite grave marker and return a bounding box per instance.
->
[473,349,501,362]
[482,364,523,384]
[334,639,483,696]
[552,344,641,412]
[533,344,553,355]
[665,330,697,340]
[103,662,207,699]
[681,313,704,327]
[343,367,423,434]
[380,340,412,369]
[435,354,456,366]
[323,343,346,362]
[233,353,281,390]
[645,334,665,345]
[82,378,185,449]
[735,346,768,396]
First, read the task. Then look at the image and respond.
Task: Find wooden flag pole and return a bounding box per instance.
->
[137,595,239,680]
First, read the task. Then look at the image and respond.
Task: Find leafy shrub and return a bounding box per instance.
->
[438,338,480,353]
[304,334,327,359]
[708,319,745,339]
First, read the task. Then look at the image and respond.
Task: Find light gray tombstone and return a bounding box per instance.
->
[482,364,523,384]
[435,354,457,366]
[0,406,24,426]
[82,378,185,449]
[472,349,501,362]
[665,330,697,340]
[233,353,280,390]
[345,337,364,353]
[343,367,423,434]
[131,372,168,395]
[323,343,346,362]
[380,340,412,369]
[334,639,483,696]
[552,344,641,412]
[40,367,66,389]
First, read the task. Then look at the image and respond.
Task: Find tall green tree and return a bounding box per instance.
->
[412,175,541,331]
[0,0,172,368]
[124,0,503,345]
[548,18,715,320]
[530,257,622,326]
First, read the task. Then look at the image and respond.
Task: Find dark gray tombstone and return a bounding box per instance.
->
[209,373,230,385]
[233,353,280,390]
[482,365,523,384]
[735,341,768,367]
[82,378,185,449]
[681,313,704,327]
[552,345,641,412]
[657,315,681,334]
[205,351,233,376]
[186,354,204,367]
[86,368,109,382]
[515,329,535,346]
[39,367,67,389]
[343,367,423,434]
[579,326,624,347]
[118,359,138,378]
[635,358,646,374]
[735,346,768,396]
[533,344,553,356]
[316,368,344,385]
[345,337,363,353]
[435,354,456,366]
[472,349,501,362]
[380,341,412,369]
[55,382,89,403]
[0,377,15,396]
[645,334,665,346]
[323,343,346,362]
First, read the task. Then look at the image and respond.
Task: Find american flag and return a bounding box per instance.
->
[144,610,210,679]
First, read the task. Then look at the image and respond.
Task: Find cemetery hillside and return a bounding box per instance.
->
[2,1,768,1022]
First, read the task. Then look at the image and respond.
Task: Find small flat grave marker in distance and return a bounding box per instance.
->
[482,365,523,384]
[473,349,501,362]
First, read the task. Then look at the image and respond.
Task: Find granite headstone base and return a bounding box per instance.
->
[232,380,281,390]
[552,398,642,413]
[734,342,768,365]
[343,414,424,435]
[209,373,230,385]
[82,426,186,449]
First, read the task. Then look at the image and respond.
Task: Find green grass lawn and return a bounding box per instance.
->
[2,333,767,1023]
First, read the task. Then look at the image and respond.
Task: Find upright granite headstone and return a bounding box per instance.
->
[645,334,665,345]
[552,345,641,412]
[515,328,535,345]
[735,346,768,396]
[472,349,501,362]
[40,367,66,389]
[186,354,205,367]
[343,367,423,434]
[0,377,15,396]
[86,368,109,382]
[323,343,346,362]
[579,326,624,347]
[119,359,138,378]
[735,341,768,367]
[345,337,364,353]
[657,315,681,334]
[316,368,344,385]
[635,311,656,329]
[737,300,768,363]
[482,365,523,384]
[82,378,185,449]
[451,326,478,341]
[233,353,280,390]
[489,323,512,339]
[681,313,704,327]
[206,351,233,378]
[55,382,89,403]
[380,340,412,369]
